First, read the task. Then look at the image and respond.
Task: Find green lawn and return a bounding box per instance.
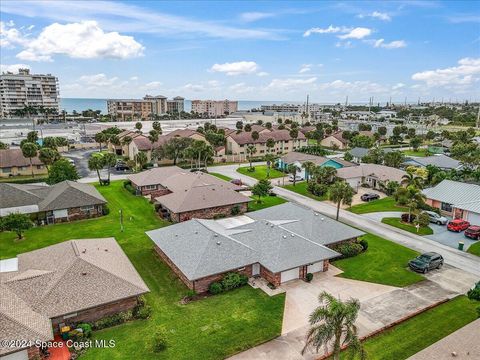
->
[237,165,285,180]
[0,181,285,360]
[282,181,329,201]
[343,296,479,360]
[248,195,287,211]
[209,172,233,181]
[382,217,434,235]
[467,241,480,257]
[402,149,429,157]
[348,197,406,214]
[333,234,424,287]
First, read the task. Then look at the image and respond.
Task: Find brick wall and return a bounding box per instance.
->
[50,297,139,330]
[323,259,329,271]
[260,265,281,287]
[63,205,104,222]
[173,202,248,222]
[154,244,194,289]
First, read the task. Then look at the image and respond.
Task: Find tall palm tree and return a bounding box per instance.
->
[203,144,214,171]
[287,164,300,186]
[246,145,257,169]
[301,161,316,183]
[264,153,276,178]
[94,132,107,151]
[134,152,148,171]
[148,130,159,163]
[401,172,424,189]
[88,153,104,183]
[38,147,60,175]
[21,142,38,178]
[329,181,354,220]
[302,291,365,360]
[103,152,117,182]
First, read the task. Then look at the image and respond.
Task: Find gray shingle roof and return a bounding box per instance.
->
[336,163,406,183]
[423,180,480,214]
[404,154,461,170]
[147,203,363,280]
[349,147,369,158]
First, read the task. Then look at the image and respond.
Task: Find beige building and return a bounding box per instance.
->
[191,99,238,117]
[0,149,47,178]
[167,96,185,113]
[0,68,59,118]
[107,95,184,121]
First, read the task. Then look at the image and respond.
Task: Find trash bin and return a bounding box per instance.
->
[458,241,464,251]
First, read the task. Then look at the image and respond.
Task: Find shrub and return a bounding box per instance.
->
[231,205,241,216]
[221,272,248,291]
[102,205,110,216]
[213,213,226,220]
[467,288,480,301]
[247,167,255,172]
[92,310,133,330]
[359,239,369,251]
[307,182,328,197]
[401,213,416,223]
[123,180,136,194]
[77,323,92,338]
[416,212,431,228]
[334,242,363,258]
[306,273,313,282]
[135,304,152,319]
[209,282,223,295]
[152,327,168,352]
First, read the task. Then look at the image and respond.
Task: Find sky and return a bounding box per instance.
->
[0,0,479,103]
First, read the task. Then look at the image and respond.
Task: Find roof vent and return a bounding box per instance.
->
[82,249,87,254]
[216,241,221,245]
[314,213,319,216]
[291,234,295,237]
[81,272,87,276]
[270,224,274,228]
[194,231,198,234]
[214,234,218,237]
[283,235,287,239]
[104,249,108,252]
[321,218,325,221]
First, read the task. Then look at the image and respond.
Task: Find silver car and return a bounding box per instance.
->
[423,211,448,225]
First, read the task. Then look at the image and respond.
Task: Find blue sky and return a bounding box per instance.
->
[1,0,479,102]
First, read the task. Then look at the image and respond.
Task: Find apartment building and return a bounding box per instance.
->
[260,103,301,112]
[167,96,185,113]
[191,99,238,117]
[107,95,184,120]
[0,68,59,118]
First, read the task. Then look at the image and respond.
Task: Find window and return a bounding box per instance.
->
[144,185,157,190]
[2,167,11,173]
[80,206,95,212]
[37,165,44,169]
[441,202,452,212]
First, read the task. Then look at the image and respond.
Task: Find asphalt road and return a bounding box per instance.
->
[210,163,480,277]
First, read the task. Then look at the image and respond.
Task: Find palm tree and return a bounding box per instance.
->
[246,145,257,169]
[329,181,354,220]
[287,164,300,186]
[302,161,316,183]
[405,186,426,222]
[88,153,104,182]
[135,121,143,133]
[135,152,148,171]
[148,130,159,163]
[401,172,424,189]
[152,121,162,134]
[38,147,60,175]
[203,144,214,171]
[264,153,276,178]
[21,142,38,178]
[302,292,365,360]
[251,131,259,142]
[94,132,107,151]
[103,152,117,182]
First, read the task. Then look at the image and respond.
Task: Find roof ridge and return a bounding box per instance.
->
[1,309,51,343]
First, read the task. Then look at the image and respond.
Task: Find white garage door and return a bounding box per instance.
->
[281,268,299,283]
[466,212,480,225]
[1,349,28,360]
[307,261,323,273]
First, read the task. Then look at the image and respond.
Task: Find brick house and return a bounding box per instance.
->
[0,238,149,359]
[0,181,107,224]
[147,203,364,292]
[128,166,250,222]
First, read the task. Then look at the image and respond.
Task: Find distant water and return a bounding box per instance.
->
[60,98,304,114]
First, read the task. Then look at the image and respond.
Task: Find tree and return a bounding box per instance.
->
[246,145,257,169]
[235,121,243,131]
[377,126,387,136]
[135,122,143,133]
[409,136,422,151]
[94,132,107,151]
[251,131,259,142]
[21,142,38,178]
[343,151,353,162]
[313,166,337,185]
[287,164,300,186]
[46,158,79,184]
[38,147,60,174]
[26,131,38,143]
[329,181,354,220]
[350,135,373,149]
[266,138,275,153]
[311,129,324,145]
[88,153,104,182]
[0,141,8,149]
[251,179,273,203]
[302,291,365,360]
[148,130,160,162]
[264,153,276,178]
[135,151,148,171]
[362,148,384,164]
[244,123,252,132]
[289,128,299,148]
[152,121,162,134]
[384,151,405,168]
[122,135,133,148]
[0,213,33,240]
[398,186,426,222]
[155,137,193,165]
[401,172,424,189]
[202,144,214,171]
[301,161,316,183]
[103,152,117,181]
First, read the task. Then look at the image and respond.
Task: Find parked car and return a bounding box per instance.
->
[360,193,380,202]
[408,252,444,274]
[447,219,470,232]
[230,179,243,186]
[422,211,448,225]
[288,174,303,182]
[115,161,130,171]
[465,225,480,240]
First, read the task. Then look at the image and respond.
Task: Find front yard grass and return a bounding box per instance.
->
[282,181,329,201]
[237,165,285,180]
[348,197,406,214]
[0,181,285,360]
[467,241,480,257]
[382,217,434,235]
[209,172,233,181]
[248,195,287,211]
[343,295,479,360]
[402,149,430,157]
[333,234,424,287]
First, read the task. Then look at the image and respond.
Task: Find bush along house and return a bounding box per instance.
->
[147,203,364,293]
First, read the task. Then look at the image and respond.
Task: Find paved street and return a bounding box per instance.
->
[209,164,480,277]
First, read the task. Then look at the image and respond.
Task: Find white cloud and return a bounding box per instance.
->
[411,57,480,87]
[370,39,407,49]
[392,83,406,90]
[257,71,269,77]
[338,27,372,40]
[0,20,26,48]
[0,63,30,73]
[318,79,387,94]
[15,21,144,61]
[143,81,163,90]
[299,64,312,73]
[183,83,205,92]
[266,77,317,91]
[230,82,255,93]
[130,76,139,81]
[303,25,348,37]
[359,11,391,21]
[240,12,274,22]
[335,41,354,49]
[210,61,259,75]
[79,73,119,86]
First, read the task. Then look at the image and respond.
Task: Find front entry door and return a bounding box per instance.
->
[252,263,260,276]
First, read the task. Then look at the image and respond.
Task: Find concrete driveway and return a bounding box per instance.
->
[426,223,477,251]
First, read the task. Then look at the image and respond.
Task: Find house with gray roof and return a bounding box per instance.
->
[423,179,480,224]
[404,154,462,170]
[0,181,107,224]
[147,202,364,292]
[336,164,407,191]
[0,238,148,359]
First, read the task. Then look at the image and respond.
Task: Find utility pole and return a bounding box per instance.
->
[306,94,309,123]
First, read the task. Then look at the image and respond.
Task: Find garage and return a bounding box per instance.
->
[281,267,299,283]
[466,211,480,226]
[307,261,324,273]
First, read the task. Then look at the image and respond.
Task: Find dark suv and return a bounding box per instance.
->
[408,252,444,274]
[361,193,380,202]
